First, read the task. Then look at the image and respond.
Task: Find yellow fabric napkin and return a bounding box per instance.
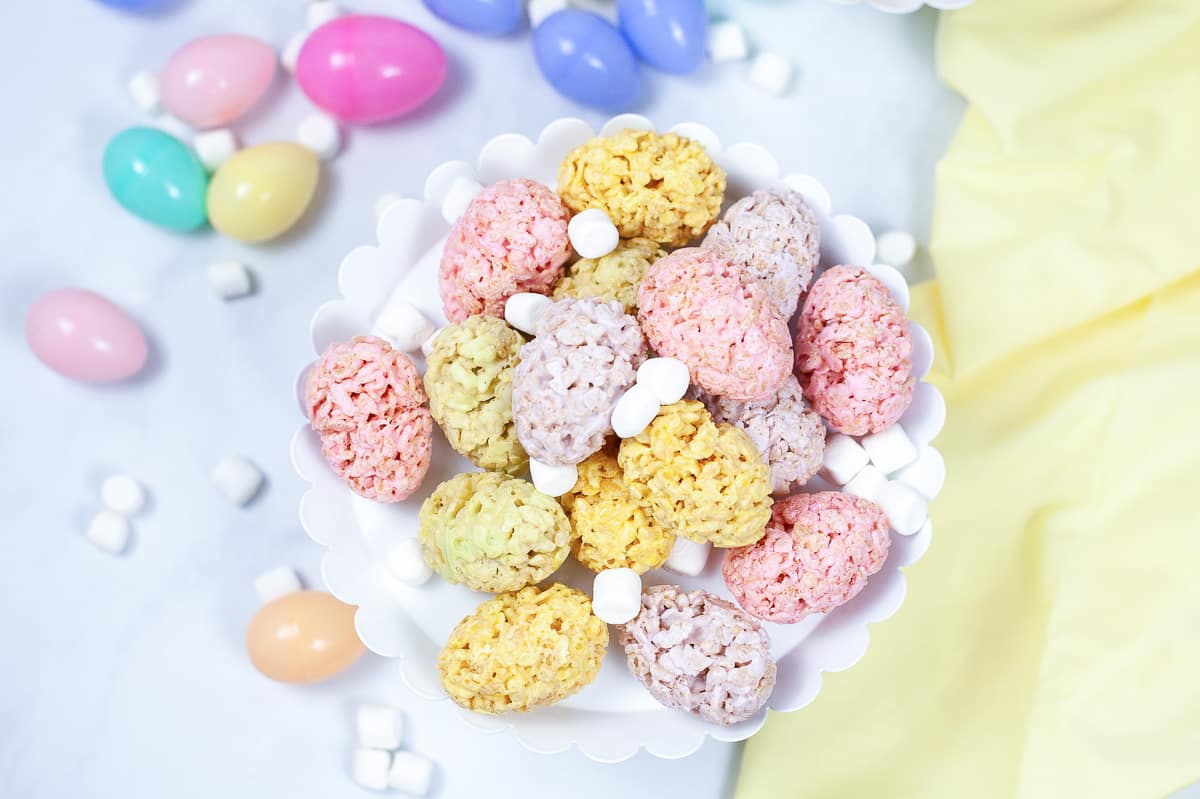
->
[737,2,1200,797]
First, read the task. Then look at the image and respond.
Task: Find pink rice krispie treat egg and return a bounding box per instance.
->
[637,247,791,402]
[722,491,890,623]
[438,178,572,323]
[795,265,914,435]
[305,336,432,502]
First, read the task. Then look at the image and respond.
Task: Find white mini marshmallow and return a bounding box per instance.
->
[708,20,749,63]
[374,192,402,220]
[127,70,161,114]
[592,568,642,625]
[86,510,131,555]
[388,751,435,796]
[611,383,661,439]
[254,565,302,604]
[281,30,307,73]
[373,298,436,353]
[662,536,710,577]
[351,747,392,792]
[193,128,238,171]
[820,434,869,486]
[843,464,887,504]
[894,445,945,501]
[296,113,340,160]
[875,230,917,269]
[100,474,146,516]
[356,704,405,751]
[441,177,483,224]
[529,459,578,498]
[879,480,928,536]
[211,456,264,506]
[307,1,340,30]
[385,538,432,587]
[636,357,689,405]
[528,0,570,27]
[861,425,918,475]
[504,292,553,336]
[747,52,793,96]
[568,208,619,259]
[420,328,444,359]
[207,260,254,300]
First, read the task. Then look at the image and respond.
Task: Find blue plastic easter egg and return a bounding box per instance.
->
[423,0,523,35]
[103,127,208,231]
[533,9,640,109]
[94,0,175,9]
[617,0,707,74]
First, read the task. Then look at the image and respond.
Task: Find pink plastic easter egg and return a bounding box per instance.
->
[160,34,277,129]
[25,289,148,383]
[295,15,447,124]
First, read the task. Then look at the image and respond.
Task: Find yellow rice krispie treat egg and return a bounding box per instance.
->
[557,130,725,248]
[438,583,609,714]
[423,316,527,474]
[551,237,666,315]
[618,400,771,548]
[560,444,675,573]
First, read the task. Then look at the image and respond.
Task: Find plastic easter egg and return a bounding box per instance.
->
[159,35,276,129]
[423,0,524,35]
[103,127,208,231]
[617,0,707,74]
[206,143,319,243]
[533,9,640,109]
[295,15,447,124]
[246,591,364,684]
[94,0,174,9]
[25,289,148,383]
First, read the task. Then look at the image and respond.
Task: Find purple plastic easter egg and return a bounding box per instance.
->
[160,34,277,129]
[25,289,148,383]
[295,15,447,124]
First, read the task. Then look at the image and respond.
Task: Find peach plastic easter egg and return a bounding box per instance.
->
[25,289,148,383]
[246,590,365,684]
[207,142,320,243]
[160,34,277,128]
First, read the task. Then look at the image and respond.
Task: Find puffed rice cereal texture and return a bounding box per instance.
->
[551,237,665,315]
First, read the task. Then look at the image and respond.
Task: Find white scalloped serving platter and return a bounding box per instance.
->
[828,0,974,12]
[291,115,945,763]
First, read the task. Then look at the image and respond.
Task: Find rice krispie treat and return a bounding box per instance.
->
[560,444,675,573]
[693,376,825,495]
[723,492,890,623]
[557,129,725,248]
[512,297,647,466]
[438,178,572,323]
[439,583,608,714]
[638,247,792,402]
[701,189,820,319]
[796,266,914,435]
[305,336,432,502]
[618,400,771,548]
[423,316,527,474]
[418,472,571,593]
[620,585,775,726]
[551,237,665,315]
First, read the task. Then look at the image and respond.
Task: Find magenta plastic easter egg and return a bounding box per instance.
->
[160,34,277,129]
[295,15,447,124]
[25,289,148,383]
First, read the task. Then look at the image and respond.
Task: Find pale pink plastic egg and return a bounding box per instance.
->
[25,289,148,383]
[159,34,277,129]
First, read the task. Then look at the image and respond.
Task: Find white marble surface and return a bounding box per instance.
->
[0,1,961,796]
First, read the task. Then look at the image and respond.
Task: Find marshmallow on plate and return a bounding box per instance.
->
[372,299,436,353]
[843,464,887,504]
[388,751,435,796]
[708,20,749,63]
[611,383,660,439]
[504,292,553,336]
[821,433,869,485]
[861,425,918,475]
[879,480,928,536]
[529,458,578,498]
[894,445,945,500]
[568,208,619,259]
[662,536,711,577]
[254,565,302,605]
[385,538,433,586]
[211,456,265,505]
[419,328,444,359]
[356,703,405,751]
[193,128,238,171]
[207,260,254,300]
[351,748,392,792]
[86,510,131,554]
[592,568,642,624]
[100,474,146,516]
[127,71,160,114]
[636,357,689,405]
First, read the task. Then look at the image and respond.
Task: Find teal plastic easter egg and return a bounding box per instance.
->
[103,127,208,231]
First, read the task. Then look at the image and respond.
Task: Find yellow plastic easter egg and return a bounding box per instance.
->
[246,590,364,684]
[207,142,319,243]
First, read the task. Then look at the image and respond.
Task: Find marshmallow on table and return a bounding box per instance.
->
[372,298,436,353]
[592,568,642,625]
[356,704,405,751]
[374,192,402,220]
[636,357,689,405]
[708,20,749,63]
[193,129,238,172]
[528,0,570,27]
[296,113,340,161]
[307,1,340,30]
[861,425,918,475]
[100,474,146,516]
[747,52,793,96]
[388,750,435,796]
[662,536,710,577]
[843,464,887,504]
[281,30,307,73]
[419,328,444,359]
[127,70,161,114]
[351,748,392,792]
[821,434,869,486]
[504,292,553,336]
[86,510,131,555]
[611,383,660,439]
[440,177,483,224]
[254,565,302,604]
[207,260,254,300]
[529,458,578,498]
[568,208,619,259]
[211,456,265,506]
[385,538,433,586]
[876,230,918,269]
[879,480,928,536]
[894,445,945,500]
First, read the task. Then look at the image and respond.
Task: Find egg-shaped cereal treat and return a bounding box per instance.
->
[723,492,890,623]
[693,376,825,496]
[560,443,674,573]
[701,189,820,319]
[618,400,771,548]
[558,129,725,248]
[638,247,791,402]
[796,265,914,435]
[620,585,775,726]
[438,178,572,323]
[439,583,608,714]
[305,336,432,502]
[423,316,527,474]
[512,297,647,466]
[551,237,665,315]
[418,472,571,593]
